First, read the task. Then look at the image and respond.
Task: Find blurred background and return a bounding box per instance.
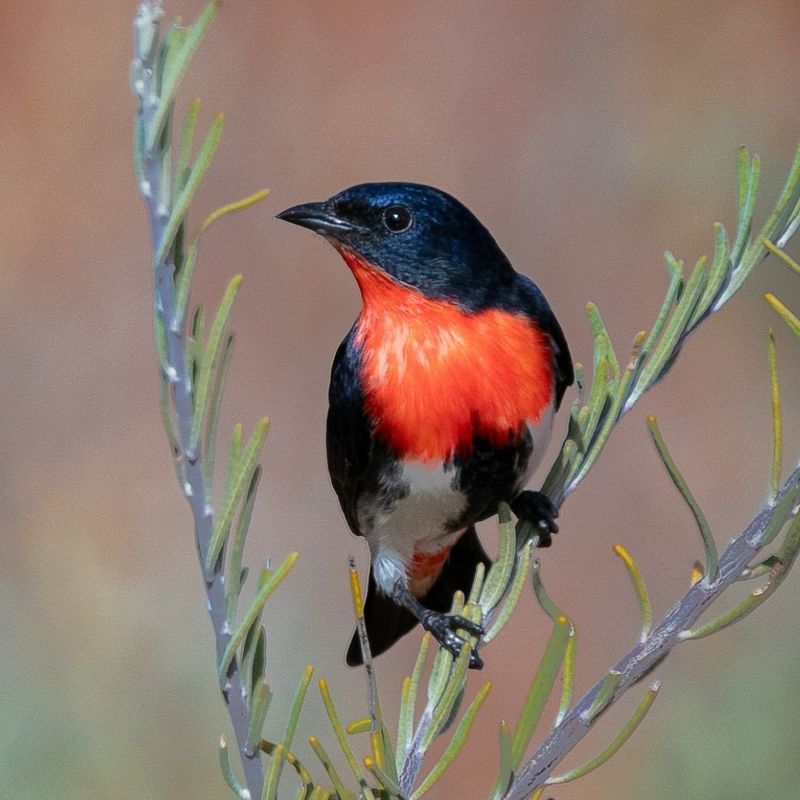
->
[2,1,800,798]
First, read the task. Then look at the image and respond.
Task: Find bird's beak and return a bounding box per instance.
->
[276,201,358,237]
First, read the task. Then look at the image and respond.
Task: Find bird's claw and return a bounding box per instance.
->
[511,490,559,547]
[421,610,484,669]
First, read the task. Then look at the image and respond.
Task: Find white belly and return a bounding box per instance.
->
[364,460,467,595]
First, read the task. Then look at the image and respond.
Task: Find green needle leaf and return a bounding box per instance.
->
[309,737,355,800]
[156,112,224,266]
[767,329,782,501]
[511,615,571,769]
[480,503,516,613]
[547,681,661,785]
[730,147,760,266]
[586,302,620,384]
[763,238,800,276]
[262,742,285,800]
[411,682,492,799]
[613,544,653,642]
[556,631,577,727]
[648,416,719,581]
[283,666,314,760]
[173,236,199,330]
[396,633,431,771]
[583,670,623,723]
[190,274,243,455]
[632,254,707,401]
[206,417,270,576]
[690,222,731,327]
[177,97,201,191]
[250,626,266,692]
[422,644,472,748]
[765,293,800,339]
[568,339,638,490]
[204,334,235,493]
[363,756,402,797]
[226,465,261,623]
[318,678,374,799]
[218,736,250,800]
[146,2,219,152]
[218,551,297,678]
[483,541,532,644]
[246,678,272,756]
[491,722,514,800]
[639,253,684,365]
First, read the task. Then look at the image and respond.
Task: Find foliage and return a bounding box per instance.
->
[131,3,800,798]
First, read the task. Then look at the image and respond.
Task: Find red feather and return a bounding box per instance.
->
[342,249,554,462]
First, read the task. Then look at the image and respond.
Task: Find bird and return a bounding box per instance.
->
[277,183,573,669]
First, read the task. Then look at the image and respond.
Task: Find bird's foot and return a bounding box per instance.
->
[421,610,484,669]
[511,490,559,547]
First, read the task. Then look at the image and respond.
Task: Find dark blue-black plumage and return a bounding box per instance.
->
[278,182,573,666]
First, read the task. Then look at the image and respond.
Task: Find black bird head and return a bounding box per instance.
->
[277,182,516,310]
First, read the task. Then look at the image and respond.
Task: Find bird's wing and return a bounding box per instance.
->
[511,275,574,410]
[326,330,384,537]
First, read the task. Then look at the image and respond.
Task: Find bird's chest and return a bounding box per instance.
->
[354,296,554,463]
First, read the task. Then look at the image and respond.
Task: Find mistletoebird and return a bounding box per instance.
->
[278,183,573,669]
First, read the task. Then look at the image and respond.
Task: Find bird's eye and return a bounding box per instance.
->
[383,205,412,233]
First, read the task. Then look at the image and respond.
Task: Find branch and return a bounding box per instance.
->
[132,5,280,799]
[504,466,800,799]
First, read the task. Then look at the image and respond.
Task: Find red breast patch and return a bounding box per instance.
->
[343,250,554,462]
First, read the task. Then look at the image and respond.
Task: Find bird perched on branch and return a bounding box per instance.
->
[278,183,573,669]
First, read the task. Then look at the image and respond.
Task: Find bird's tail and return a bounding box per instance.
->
[346,525,492,667]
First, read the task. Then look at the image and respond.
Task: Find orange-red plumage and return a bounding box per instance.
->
[342,249,554,462]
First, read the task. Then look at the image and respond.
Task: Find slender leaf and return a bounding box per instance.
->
[206,418,270,575]
[177,97,201,191]
[491,722,514,800]
[146,2,219,151]
[767,329,782,501]
[730,148,760,266]
[318,678,374,799]
[633,254,707,399]
[638,253,684,365]
[218,552,297,677]
[245,679,272,756]
[190,274,243,454]
[218,737,250,800]
[763,238,800,275]
[547,682,661,785]
[250,626,266,692]
[204,334,235,492]
[690,222,730,327]
[173,236,199,329]
[483,542,532,643]
[156,112,224,265]
[308,737,354,800]
[421,644,472,748]
[480,503,517,613]
[411,682,492,799]
[766,293,800,339]
[582,671,623,723]
[568,343,638,489]
[511,616,570,769]
[262,742,285,800]
[200,189,271,235]
[648,416,718,580]
[613,544,653,642]
[396,634,431,770]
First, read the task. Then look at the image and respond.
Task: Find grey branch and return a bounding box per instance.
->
[504,465,800,799]
[132,5,264,798]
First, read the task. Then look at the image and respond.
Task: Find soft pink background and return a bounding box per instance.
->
[2,2,799,798]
